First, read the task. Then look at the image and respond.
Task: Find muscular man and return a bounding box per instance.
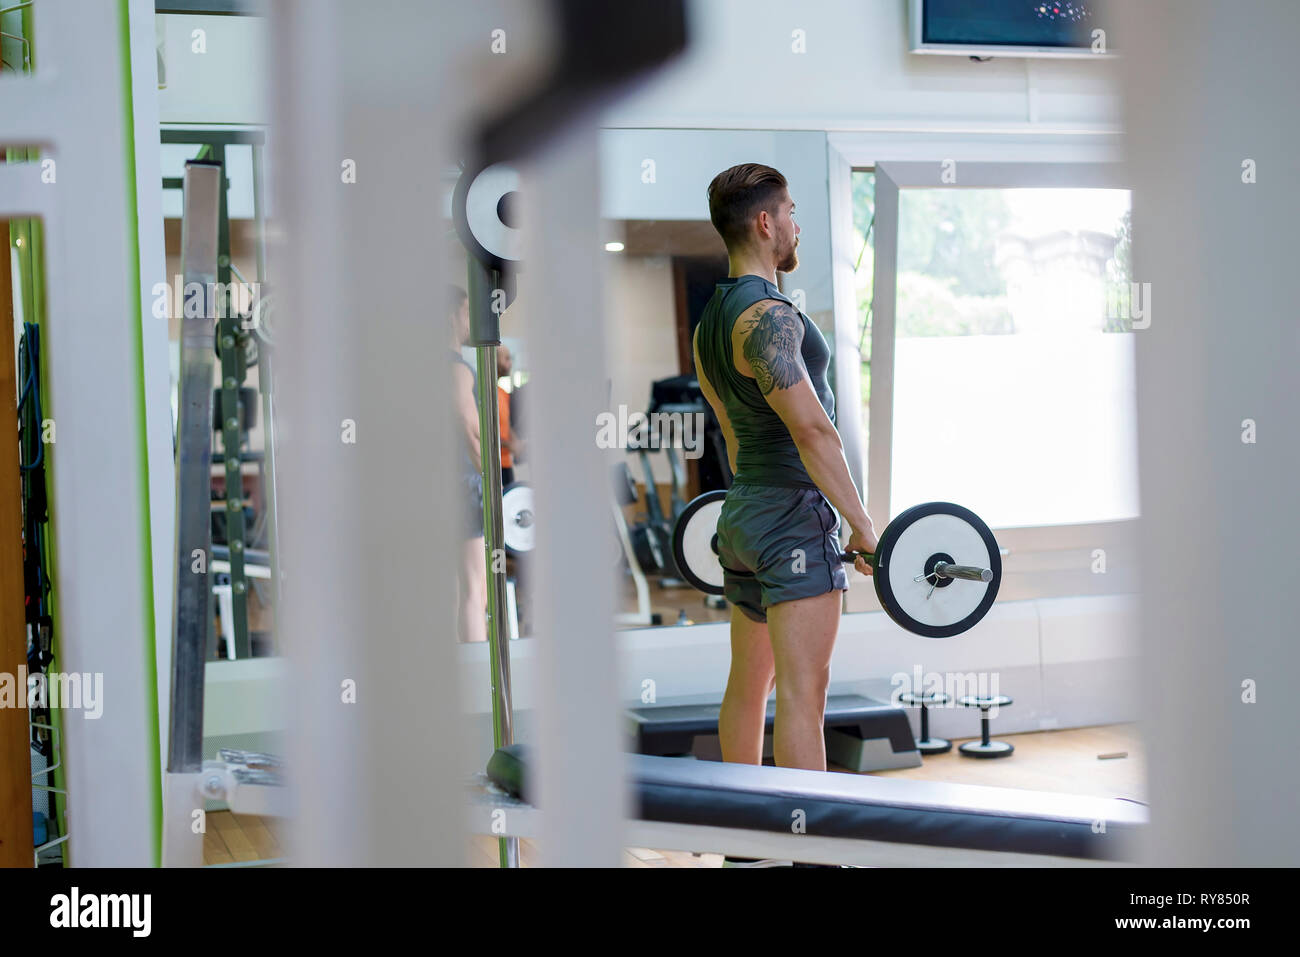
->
[693,164,877,774]
[448,286,487,643]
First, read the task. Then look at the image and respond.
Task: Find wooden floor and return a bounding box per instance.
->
[203,723,1141,866]
[468,722,1144,868]
[202,810,286,865]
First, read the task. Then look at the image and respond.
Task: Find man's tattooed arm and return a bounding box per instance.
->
[741,301,806,395]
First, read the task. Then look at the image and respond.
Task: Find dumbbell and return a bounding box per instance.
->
[957,695,1015,758]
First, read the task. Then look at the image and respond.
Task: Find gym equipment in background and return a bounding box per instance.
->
[17,322,65,866]
[958,694,1015,758]
[645,373,708,525]
[672,494,1001,638]
[626,433,671,578]
[611,462,662,628]
[161,128,278,661]
[624,374,720,585]
[628,693,922,771]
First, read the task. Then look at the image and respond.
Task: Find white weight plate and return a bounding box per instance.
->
[873,501,1001,638]
[464,163,523,264]
[884,513,991,627]
[502,482,534,554]
[672,490,727,595]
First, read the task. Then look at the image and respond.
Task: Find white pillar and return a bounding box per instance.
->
[273,0,466,866]
[1119,0,1300,865]
[523,125,630,866]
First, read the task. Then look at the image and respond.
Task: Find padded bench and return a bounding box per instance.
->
[627,693,921,771]
[485,745,1146,864]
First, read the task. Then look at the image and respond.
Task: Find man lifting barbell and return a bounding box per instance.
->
[692,163,880,775]
[690,165,1001,784]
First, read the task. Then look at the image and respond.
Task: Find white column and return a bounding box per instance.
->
[272,0,466,866]
[1119,0,1300,865]
[5,0,161,867]
[126,0,177,779]
[523,125,630,867]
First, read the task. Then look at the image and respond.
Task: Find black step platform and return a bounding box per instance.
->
[486,745,1146,862]
[627,693,920,771]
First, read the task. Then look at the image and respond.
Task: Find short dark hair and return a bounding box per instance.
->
[707,164,789,250]
[448,285,467,316]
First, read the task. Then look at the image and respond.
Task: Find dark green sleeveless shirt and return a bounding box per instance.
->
[695,275,835,488]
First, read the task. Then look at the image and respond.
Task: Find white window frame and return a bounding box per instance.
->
[857,159,1138,603]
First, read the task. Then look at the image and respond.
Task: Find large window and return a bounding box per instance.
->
[892,186,1135,528]
[860,162,1137,599]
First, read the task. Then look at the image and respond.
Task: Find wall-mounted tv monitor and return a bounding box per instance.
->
[909,0,1115,59]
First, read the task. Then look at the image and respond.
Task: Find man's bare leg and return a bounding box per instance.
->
[459,536,488,643]
[767,591,842,770]
[718,606,775,764]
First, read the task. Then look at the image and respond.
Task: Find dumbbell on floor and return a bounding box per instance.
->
[899,690,952,755]
[957,694,1014,758]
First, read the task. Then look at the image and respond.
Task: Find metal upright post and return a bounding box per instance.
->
[468,257,517,869]
[212,143,251,660]
[250,141,281,646]
[163,160,222,867]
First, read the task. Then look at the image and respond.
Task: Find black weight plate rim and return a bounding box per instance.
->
[671,489,727,596]
[873,501,1001,638]
[453,162,510,271]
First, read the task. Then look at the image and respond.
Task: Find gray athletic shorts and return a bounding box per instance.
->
[715,483,849,623]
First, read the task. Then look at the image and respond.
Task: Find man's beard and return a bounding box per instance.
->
[778,240,799,273]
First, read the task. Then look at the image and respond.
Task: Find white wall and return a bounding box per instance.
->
[152,2,1122,134]
[605,254,680,485]
[600,128,834,317]
[602,0,1120,132]
[156,13,268,125]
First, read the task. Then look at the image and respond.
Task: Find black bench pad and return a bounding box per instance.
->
[486,745,1145,860]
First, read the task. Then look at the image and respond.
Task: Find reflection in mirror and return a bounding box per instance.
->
[596,131,842,630]
[604,219,736,628]
[153,11,288,868]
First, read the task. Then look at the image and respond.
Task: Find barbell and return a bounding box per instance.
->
[671,493,1001,638]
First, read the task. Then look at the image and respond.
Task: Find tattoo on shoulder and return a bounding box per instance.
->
[741,302,805,394]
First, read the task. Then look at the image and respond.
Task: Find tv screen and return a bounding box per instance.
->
[912,0,1109,57]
